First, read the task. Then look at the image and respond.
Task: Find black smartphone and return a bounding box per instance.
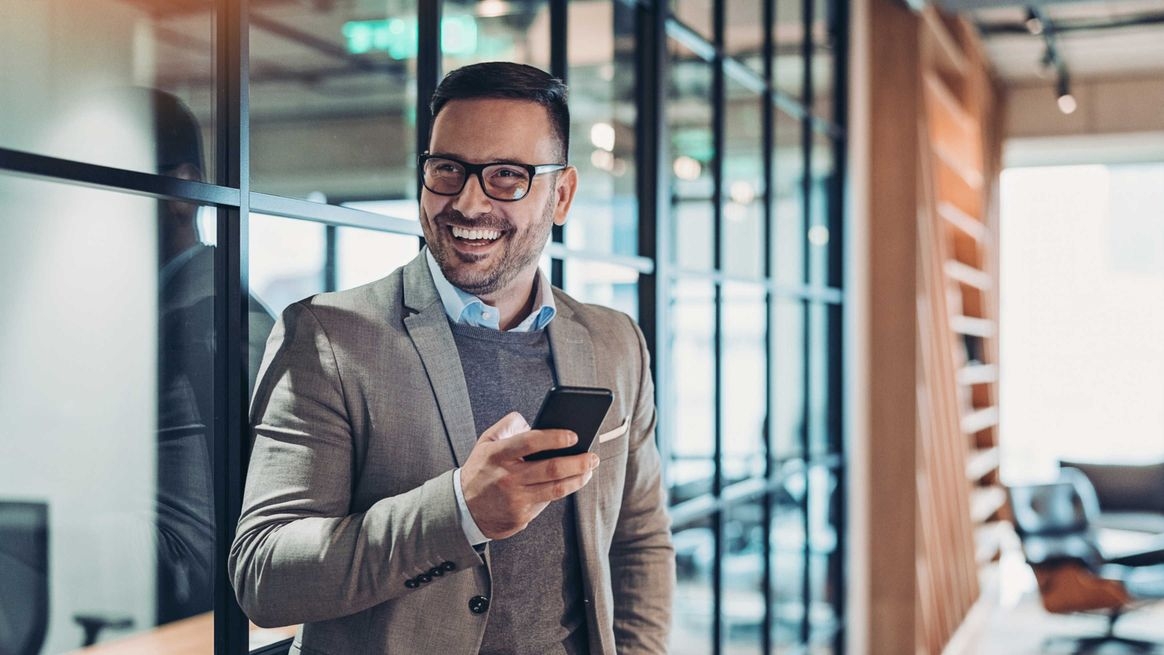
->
[524,385,614,461]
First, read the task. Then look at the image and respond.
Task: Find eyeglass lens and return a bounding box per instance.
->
[422,158,531,201]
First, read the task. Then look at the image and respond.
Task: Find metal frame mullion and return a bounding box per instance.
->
[416,0,441,203]
[710,0,726,651]
[213,0,250,652]
[550,0,568,289]
[797,0,816,646]
[760,0,776,649]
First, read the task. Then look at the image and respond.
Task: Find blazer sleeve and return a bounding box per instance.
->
[609,314,676,654]
[228,302,482,628]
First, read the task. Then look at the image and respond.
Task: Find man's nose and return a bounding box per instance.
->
[451,172,493,217]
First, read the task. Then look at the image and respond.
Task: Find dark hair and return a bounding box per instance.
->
[429,62,570,161]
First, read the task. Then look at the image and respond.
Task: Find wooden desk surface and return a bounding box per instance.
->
[69,613,297,654]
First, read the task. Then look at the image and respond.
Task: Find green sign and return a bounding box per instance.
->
[343,16,478,59]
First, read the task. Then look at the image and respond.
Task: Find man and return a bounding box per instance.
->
[230,62,673,654]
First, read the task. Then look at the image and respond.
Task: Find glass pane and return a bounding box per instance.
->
[773,108,806,286]
[335,228,420,291]
[723,78,766,279]
[774,0,805,104]
[1,1,215,180]
[811,0,836,123]
[441,1,551,73]
[772,300,806,460]
[249,1,417,204]
[771,482,807,648]
[669,279,716,504]
[671,522,716,655]
[724,501,765,653]
[722,283,767,484]
[249,214,327,316]
[810,132,838,288]
[567,0,638,257]
[670,0,712,41]
[563,260,639,320]
[807,303,840,457]
[0,176,226,651]
[669,40,715,272]
[726,2,766,74]
[808,550,842,646]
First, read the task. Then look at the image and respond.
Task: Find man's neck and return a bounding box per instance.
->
[479,270,538,331]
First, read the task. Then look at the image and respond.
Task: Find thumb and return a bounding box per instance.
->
[479,411,530,443]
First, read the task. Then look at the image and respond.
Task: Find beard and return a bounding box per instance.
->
[422,193,556,298]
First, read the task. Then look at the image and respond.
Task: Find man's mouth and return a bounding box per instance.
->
[450,225,503,242]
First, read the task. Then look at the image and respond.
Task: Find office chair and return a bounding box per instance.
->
[1008,468,1164,653]
[0,501,49,655]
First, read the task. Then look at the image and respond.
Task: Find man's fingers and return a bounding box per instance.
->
[522,453,599,485]
[492,428,578,459]
[525,468,596,503]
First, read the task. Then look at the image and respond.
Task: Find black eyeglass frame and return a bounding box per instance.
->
[418,152,567,202]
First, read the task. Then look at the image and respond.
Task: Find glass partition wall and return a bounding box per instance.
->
[0,0,846,653]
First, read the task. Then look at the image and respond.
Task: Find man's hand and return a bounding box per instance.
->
[460,411,600,540]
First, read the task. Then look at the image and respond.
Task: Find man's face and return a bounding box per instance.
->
[420,98,576,302]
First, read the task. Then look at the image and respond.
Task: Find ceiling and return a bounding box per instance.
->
[934,0,1164,83]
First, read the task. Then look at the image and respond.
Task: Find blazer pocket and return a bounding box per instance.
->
[595,416,630,460]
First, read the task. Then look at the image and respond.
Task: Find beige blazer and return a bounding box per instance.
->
[230,252,674,655]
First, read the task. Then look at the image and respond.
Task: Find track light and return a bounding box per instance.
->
[1056,74,1077,114]
[1024,7,1044,35]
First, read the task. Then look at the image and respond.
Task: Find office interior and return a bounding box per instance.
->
[1,0,1162,653]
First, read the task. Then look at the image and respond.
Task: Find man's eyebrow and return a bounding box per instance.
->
[428,152,529,165]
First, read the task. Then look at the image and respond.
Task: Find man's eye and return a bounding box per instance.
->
[434,163,460,174]
[491,167,527,180]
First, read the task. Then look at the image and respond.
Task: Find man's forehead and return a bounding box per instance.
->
[429,97,557,160]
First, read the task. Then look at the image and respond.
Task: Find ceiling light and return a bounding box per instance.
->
[1024,8,1044,36]
[1056,74,1076,114]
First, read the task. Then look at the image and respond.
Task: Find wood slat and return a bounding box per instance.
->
[961,406,999,434]
[945,260,992,291]
[965,446,1000,482]
[938,201,989,242]
[950,315,994,337]
[970,486,1007,524]
[957,363,998,386]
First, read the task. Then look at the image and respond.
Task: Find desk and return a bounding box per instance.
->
[69,613,297,654]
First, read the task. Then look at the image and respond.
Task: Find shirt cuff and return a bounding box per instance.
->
[453,467,491,546]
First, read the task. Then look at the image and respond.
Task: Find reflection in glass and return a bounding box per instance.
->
[810,132,837,288]
[442,0,551,73]
[670,522,716,655]
[668,40,715,272]
[0,174,275,651]
[335,228,419,291]
[726,2,766,74]
[771,480,807,648]
[566,0,638,257]
[772,300,806,460]
[563,260,639,320]
[669,279,716,503]
[811,0,837,124]
[0,1,215,180]
[722,283,767,483]
[773,108,806,285]
[723,78,766,279]
[808,303,839,457]
[774,0,805,103]
[249,1,418,204]
[724,501,765,653]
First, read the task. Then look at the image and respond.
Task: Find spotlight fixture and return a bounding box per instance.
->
[1056,73,1077,114]
[1024,7,1044,35]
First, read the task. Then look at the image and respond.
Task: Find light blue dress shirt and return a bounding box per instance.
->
[425,249,557,546]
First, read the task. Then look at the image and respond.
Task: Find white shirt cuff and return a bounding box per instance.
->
[453,468,491,546]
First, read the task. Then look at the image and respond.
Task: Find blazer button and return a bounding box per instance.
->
[429,566,445,577]
[441,561,456,572]
[419,573,433,584]
[404,578,420,589]
[468,595,490,614]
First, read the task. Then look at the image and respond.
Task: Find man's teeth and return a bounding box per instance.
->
[451,226,502,241]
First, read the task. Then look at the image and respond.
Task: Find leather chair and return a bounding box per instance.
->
[0,501,49,655]
[1008,467,1164,653]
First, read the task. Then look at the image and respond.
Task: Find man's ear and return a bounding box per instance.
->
[170,162,203,183]
[551,166,578,227]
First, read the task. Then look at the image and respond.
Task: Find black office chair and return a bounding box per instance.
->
[1009,468,1164,653]
[0,501,49,655]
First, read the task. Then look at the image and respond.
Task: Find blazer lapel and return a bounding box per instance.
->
[547,294,605,634]
[402,253,477,466]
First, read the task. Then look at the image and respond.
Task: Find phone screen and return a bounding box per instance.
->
[524,385,614,460]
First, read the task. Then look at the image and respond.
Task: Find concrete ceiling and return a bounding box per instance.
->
[934,0,1164,83]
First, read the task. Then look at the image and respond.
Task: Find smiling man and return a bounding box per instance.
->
[230,62,674,655]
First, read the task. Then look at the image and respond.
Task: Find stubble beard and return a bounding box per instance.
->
[423,193,556,298]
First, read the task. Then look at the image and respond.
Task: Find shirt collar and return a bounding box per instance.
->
[425,248,556,332]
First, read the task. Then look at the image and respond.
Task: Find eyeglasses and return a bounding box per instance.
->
[419,153,566,202]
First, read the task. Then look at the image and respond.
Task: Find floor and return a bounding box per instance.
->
[962,545,1164,655]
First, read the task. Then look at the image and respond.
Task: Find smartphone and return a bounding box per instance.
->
[524,385,614,461]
